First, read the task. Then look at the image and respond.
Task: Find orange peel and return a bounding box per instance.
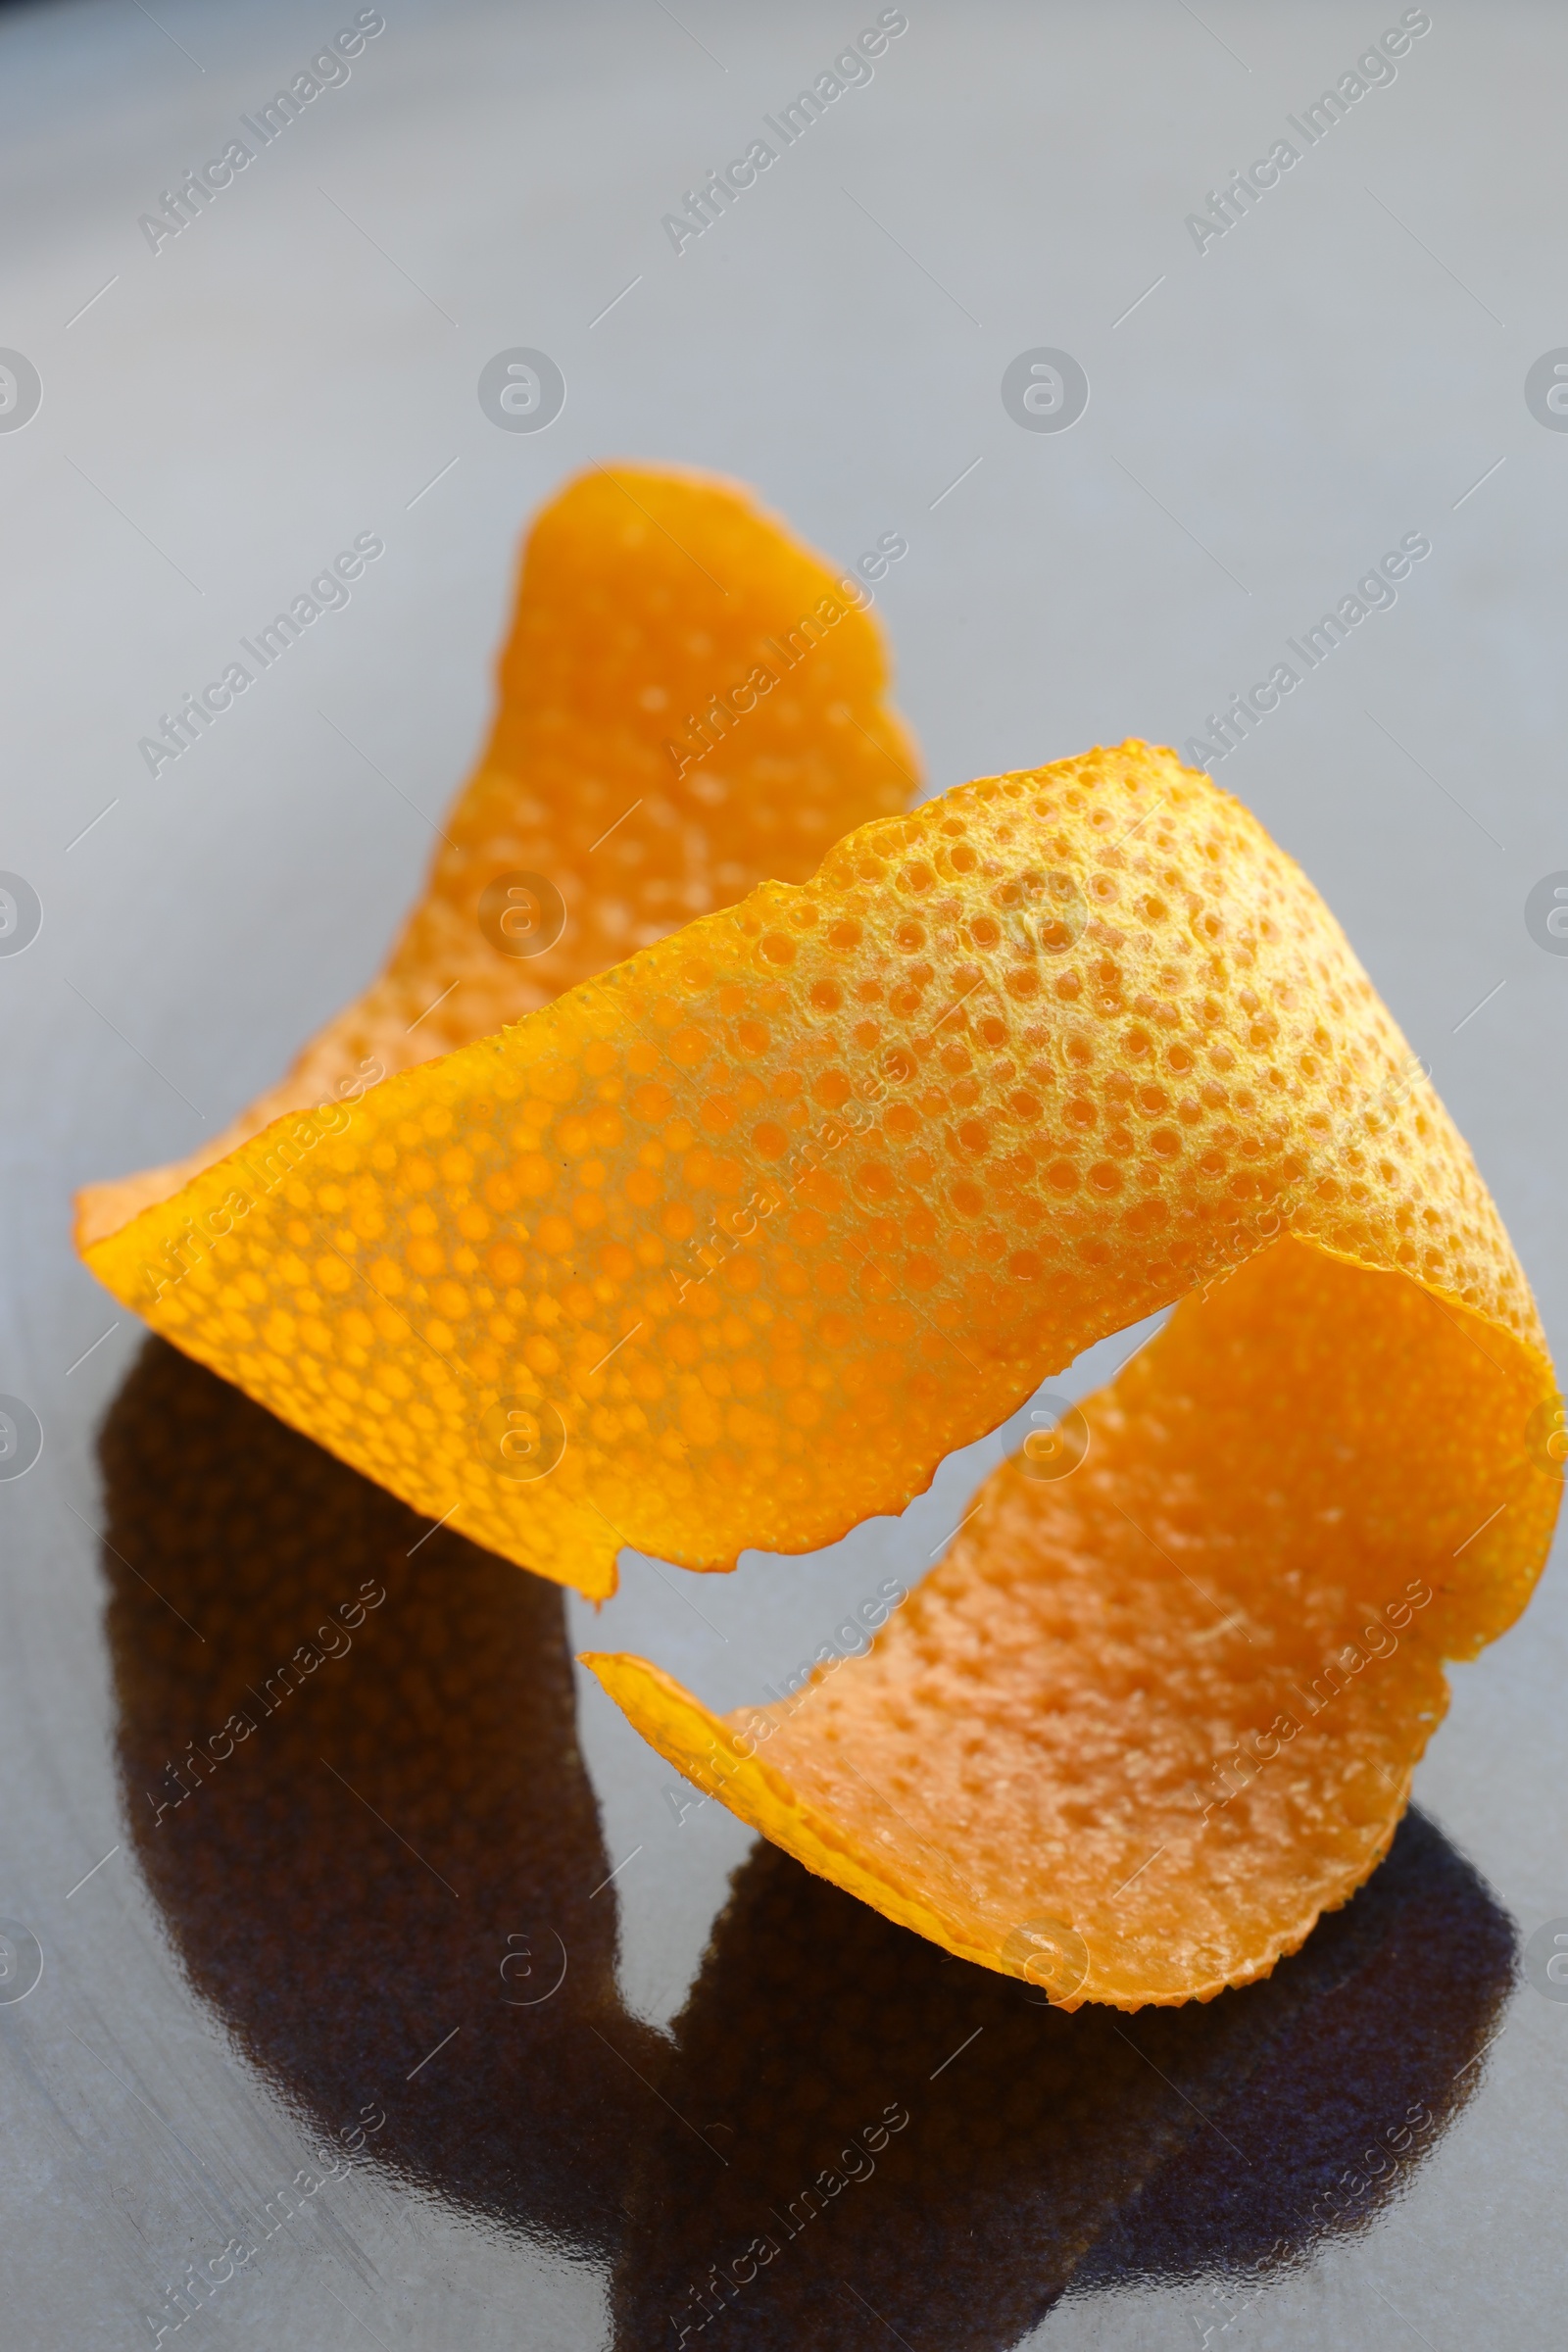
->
[78,626,1557,1999]
[81,725,1556,1609]
[568,739,1549,2004]
[586,1236,1556,2007]
[77,462,916,1248]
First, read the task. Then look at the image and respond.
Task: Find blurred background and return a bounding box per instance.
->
[3,1,1566,2344]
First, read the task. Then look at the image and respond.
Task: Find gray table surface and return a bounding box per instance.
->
[3,0,1566,2342]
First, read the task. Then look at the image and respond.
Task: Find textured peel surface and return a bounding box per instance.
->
[585,1238,1557,2007]
[563,739,1549,2001]
[80,710,1557,1999]
[83,737,1555,1616]
[76,463,916,1248]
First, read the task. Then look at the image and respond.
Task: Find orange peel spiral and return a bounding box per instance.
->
[575,745,1557,2003]
[75,469,1557,2006]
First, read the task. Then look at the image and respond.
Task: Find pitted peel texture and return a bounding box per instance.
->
[82,739,1552,1603]
[74,500,1558,2006]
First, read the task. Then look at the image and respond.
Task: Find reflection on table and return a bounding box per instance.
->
[101,1339,1515,2346]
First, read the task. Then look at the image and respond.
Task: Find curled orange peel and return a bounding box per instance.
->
[572,739,1553,2004]
[75,481,1557,2005]
[586,1232,1557,2007]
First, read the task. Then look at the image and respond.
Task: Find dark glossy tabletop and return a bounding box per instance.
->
[3,2,1565,2344]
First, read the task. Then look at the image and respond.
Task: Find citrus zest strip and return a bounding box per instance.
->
[586,1230,1557,2006]
[81,727,1556,1648]
[560,742,1555,2004]
[78,686,1557,1999]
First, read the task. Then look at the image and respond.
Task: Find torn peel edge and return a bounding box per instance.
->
[578,1222,1560,2003]
[578,1649,1009,1975]
[579,1651,1413,2011]
[71,733,1558,1619]
[81,1192,1550,1629]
